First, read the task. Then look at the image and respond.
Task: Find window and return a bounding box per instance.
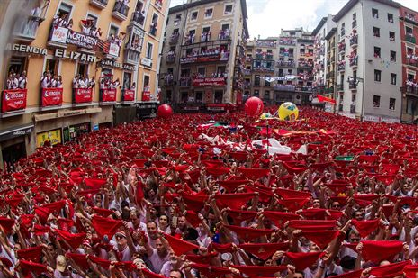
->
[197,67,205,76]
[352,13,357,28]
[86,14,98,27]
[254,90,259,96]
[389,32,395,41]
[214,90,223,103]
[390,98,396,110]
[374,70,382,82]
[45,58,58,75]
[166,90,172,101]
[390,51,396,62]
[221,24,230,31]
[195,91,203,103]
[406,26,413,37]
[255,75,260,86]
[146,42,153,59]
[264,90,270,99]
[123,72,131,89]
[109,24,119,39]
[352,93,356,103]
[373,95,381,107]
[391,73,397,85]
[204,8,212,18]
[374,47,381,58]
[265,77,271,87]
[373,27,380,37]
[76,63,88,77]
[191,11,198,21]
[341,23,346,36]
[57,3,72,18]
[372,8,379,19]
[181,92,188,103]
[388,13,393,23]
[143,75,149,90]
[224,4,233,14]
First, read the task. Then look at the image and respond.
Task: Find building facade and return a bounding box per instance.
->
[159,0,249,113]
[325,27,338,111]
[332,0,402,122]
[0,0,170,168]
[400,5,418,123]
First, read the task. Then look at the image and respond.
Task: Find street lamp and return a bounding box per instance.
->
[346,76,365,121]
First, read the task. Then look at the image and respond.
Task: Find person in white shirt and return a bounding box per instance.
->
[57,76,63,88]
[18,71,27,89]
[50,74,57,87]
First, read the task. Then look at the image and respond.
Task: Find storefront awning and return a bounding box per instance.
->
[0,123,33,142]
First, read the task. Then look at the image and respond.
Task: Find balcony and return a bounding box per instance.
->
[112,3,129,21]
[251,66,275,73]
[149,23,158,37]
[279,52,294,58]
[298,61,313,68]
[170,33,180,44]
[349,56,358,67]
[166,53,176,63]
[279,39,296,46]
[406,57,418,67]
[338,42,346,53]
[337,84,344,91]
[349,81,357,89]
[255,53,263,60]
[350,35,358,47]
[274,85,295,92]
[131,11,146,27]
[337,63,346,72]
[180,51,230,64]
[165,75,175,87]
[179,77,192,87]
[244,82,251,89]
[89,0,108,9]
[403,85,418,96]
[276,60,295,67]
[406,34,416,44]
[219,32,231,41]
[265,54,274,60]
[243,69,251,76]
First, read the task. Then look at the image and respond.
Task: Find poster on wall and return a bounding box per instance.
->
[74,88,93,104]
[2,89,27,112]
[36,129,62,148]
[41,87,63,107]
[100,88,117,102]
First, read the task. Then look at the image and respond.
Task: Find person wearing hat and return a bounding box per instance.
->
[54,255,70,277]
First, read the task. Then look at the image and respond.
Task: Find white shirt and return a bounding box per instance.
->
[41,77,50,88]
[149,249,168,273]
[18,76,27,89]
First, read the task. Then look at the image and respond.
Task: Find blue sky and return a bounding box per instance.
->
[169,0,418,38]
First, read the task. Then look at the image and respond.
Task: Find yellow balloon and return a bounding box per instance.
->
[278,102,299,121]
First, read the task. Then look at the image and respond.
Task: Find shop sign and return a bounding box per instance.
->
[122,89,135,101]
[141,58,152,67]
[67,30,99,50]
[101,88,117,102]
[54,49,96,62]
[192,77,226,87]
[98,59,135,71]
[74,88,93,104]
[36,129,62,148]
[2,89,27,113]
[6,43,47,55]
[41,87,63,107]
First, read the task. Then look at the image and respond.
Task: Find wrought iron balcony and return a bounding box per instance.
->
[89,0,108,9]
[112,3,129,21]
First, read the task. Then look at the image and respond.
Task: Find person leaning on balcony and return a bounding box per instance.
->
[18,71,27,89]
[89,77,95,88]
[131,82,136,91]
[41,71,50,88]
[57,76,63,88]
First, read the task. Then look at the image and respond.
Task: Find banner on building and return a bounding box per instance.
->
[74,88,93,104]
[50,26,68,44]
[36,129,62,148]
[107,42,121,57]
[142,90,150,101]
[41,87,63,107]
[122,89,135,102]
[193,77,226,87]
[2,89,27,113]
[100,88,117,103]
[50,26,99,50]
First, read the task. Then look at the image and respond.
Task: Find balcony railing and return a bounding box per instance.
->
[406,57,418,67]
[337,84,344,91]
[179,77,192,87]
[255,54,263,59]
[165,75,175,86]
[337,63,346,71]
[403,85,418,95]
[338,43,346,53]
[112,3,129,21]
[180,51,230,64]
[219,31,231,40]
[265,54,274,60]
[349,81,357,89]
[274,85,295,92]
[131,11,146,26]
[406,34,416,44]
[13,1,49,41]
[350,35,358,47]
[251,67,275,73]
[279,52,294,58]
[166,54,176,63]
[89,0,108,9]
[349,56,358,67]
[276,60,295,67]
[243,69,251,76]
[298,61,313,68]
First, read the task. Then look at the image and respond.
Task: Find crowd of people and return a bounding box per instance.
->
[40,71,63,89]
[2,108,418,277]
[73,75,95,89]
[5,71,27,90]
[100,76,121,89]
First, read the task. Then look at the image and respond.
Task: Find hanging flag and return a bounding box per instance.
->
[317,95,337,104]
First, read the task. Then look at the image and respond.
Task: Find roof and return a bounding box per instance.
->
[325,27,337,40]
[311,17,328,36]
[333,0,400,22]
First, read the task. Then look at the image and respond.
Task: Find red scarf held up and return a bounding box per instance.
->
[238,241,290,260]
[215,193,255,210]
[92,215,122,239]
[164,232,199,256]
[361,240,403,263]
[300,230,340,249]
[285,251,323,270]
[351,219,380,238]
[224,225,273,241]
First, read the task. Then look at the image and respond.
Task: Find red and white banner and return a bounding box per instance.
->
[193,77,226,87]
[123,90,135,102]
[2,89,27,113]
[142,91,150,101]
[101,88,117,102]
[317,95,336,105]
[42,87,63,107]
[74,88,93,104]
[50,26,68,44]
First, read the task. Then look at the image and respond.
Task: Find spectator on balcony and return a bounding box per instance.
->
[40,71,50,88]
[6,73,18,90]
[93,27,102,38]
[50,74,58,87]
[89,77,95,88]
[113,0,122,13]
[56,76,63,88]
[52,12,68,28]
[111,78,121,89]
[122,0,130,15]
[81,19,94,35]
[18,71,27,89]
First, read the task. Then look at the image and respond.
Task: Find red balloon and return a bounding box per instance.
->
[157,104,173,118]
[245,97,264,117]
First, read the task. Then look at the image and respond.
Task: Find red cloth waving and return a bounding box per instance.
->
[351,219,380,238]
[237,167,270,179]
[66,253,89,270]
[370,260,411,277]
[238,242,289,260]
[17,246,42,261]
[403,263,418,278]
[92,215,122,239]
[215,193,255,210]
[288,220,337,231]
[20,260,48,276]
[227,209,257,224]
[300,230,340,249]
[56,230,86,249]
[276,188,311,199]
[224,225,273,241]
[361,240,403,263]
[0,217,14,233]
[278,197,310,212]
[263,211,301,227]
[285,251,323,270]
[164,233,199,255]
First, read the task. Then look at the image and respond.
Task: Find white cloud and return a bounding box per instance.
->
[170,0,418,38]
